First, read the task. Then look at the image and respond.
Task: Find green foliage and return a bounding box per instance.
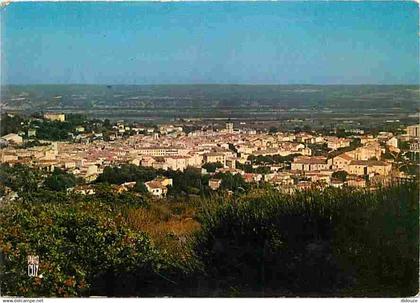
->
[0,114,24,136]
[96,165,211,198]
[236,162,272,174]
[65,114,86,126]
[248,154,299,165]
[93,184,150,208]
[0,164,43,194]
[202,162,223,173]
[398,141,410,150]
[165,167,210,197]
[103,119,112,130]
[96,164,157,185]
[31,120,72,141]
[306,143,330,156]
[332,183,419,296]
[0,184,6,197]
[335,128,350,138]
[404,151,419,162]
[254,166,271,174]
[17,140,50,149]
[1,163,418,297]
[214,172,250,193]
[133,181,148,194]
[228,143,238,154]
[0,201,163,297]
[43,168,78,191]
[1,113,89,141]
[332,171,348,182]
[400,163,419,177]
[235,162,253,173]
[382,149,395,160]
[193,182,419,296]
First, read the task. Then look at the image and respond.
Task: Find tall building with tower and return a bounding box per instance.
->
[225,122,234,133]
[406,124,420,139]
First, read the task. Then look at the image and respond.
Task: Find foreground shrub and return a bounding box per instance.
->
[0,181,417,297]
[0,201,164,297]
[193,182,419,296]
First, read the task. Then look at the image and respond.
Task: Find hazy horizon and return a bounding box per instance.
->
[2,83,420,87]
[2,2,419,86]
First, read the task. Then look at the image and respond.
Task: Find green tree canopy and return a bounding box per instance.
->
[332,170,348,182]
[202,162,223,173]
[0,201,163,297]
[43,168,78,191]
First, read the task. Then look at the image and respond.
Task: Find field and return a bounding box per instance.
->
[2,85,419,125]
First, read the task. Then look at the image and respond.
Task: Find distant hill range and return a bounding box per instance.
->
[1,84,419,112]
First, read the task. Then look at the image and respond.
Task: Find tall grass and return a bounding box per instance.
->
[2,181,417,296]
[193,182,419,296]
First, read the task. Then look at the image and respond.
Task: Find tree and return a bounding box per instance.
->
[336,128,349,138]
[0,201,163,297]
[248,154,299,165]
[194,182,419,296]
[236,162,255,173]
[92,183,149,207]
[215,173,249,192]
[228,143,238,154]
[164,167,209,197]
[33,121,72,141]
[255,166,271,174]
[202,162,223,173]
[0,164,42,194]
[96,165,157,185]
[66,114,86,126]
[43,168,77,191]
[332,170,348,182]
[0,113,24,136]
[134,181,148,194]
[398,141,410,151]
[103,119,112,130]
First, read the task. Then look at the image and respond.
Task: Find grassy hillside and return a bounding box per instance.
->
[0,170,418,296]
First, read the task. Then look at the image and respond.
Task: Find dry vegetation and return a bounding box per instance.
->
[123,200,201,262]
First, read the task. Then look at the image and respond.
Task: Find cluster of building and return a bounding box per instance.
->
[1,119,419,195]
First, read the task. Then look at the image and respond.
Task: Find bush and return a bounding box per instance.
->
[92,184,150,208]
[202,162,223,173]
[0,164,43,194]
[133,181,148,194]
[0,201,164,297]
[214,172,250,193]
[43,168,78,191]
[332,170,348,182]
[96,165,157,185]
[193,182,419,296]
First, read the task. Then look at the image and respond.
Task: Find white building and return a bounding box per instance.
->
[225,122,234,134]
[44,113,65,122]
[406,124,420,138]
[145,177,173,198]
[1,133,23,145]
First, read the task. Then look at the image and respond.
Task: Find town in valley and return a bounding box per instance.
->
[1,1,419,298]
[1,109,418,199]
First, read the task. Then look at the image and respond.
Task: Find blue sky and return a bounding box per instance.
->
[1,1,419,85]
